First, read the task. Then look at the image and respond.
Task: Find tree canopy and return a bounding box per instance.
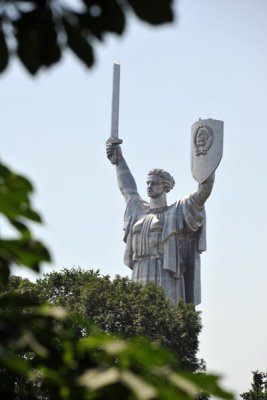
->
[1,268,234,399]
[5,268,204,371]
[0,0,174,74]
[240,371,267,400]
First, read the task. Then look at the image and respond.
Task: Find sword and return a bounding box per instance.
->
[108,62,122,164]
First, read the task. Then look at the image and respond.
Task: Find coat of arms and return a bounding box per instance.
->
[191,119,224,183]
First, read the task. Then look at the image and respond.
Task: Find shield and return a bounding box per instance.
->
[191,118,224,183]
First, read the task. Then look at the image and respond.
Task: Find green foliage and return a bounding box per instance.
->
[0,0,174,74]
[0,294,233,400]
[25,268,203,371]
[240,371,267,399]
[0,161,51,283]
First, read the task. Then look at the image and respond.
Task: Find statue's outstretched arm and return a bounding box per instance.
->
[193,173,215,205]
[106,139,138,203]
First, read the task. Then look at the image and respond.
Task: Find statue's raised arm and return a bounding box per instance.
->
[106,63,140,204]
[106,138,138,204]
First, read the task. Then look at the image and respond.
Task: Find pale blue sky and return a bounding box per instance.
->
[2,0,267,396]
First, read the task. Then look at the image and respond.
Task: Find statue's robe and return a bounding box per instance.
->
[123,193,206,305]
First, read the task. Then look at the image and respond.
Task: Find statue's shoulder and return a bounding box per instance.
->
[166,200,182,213]
[125,194,149,219]
[123,194,149,243]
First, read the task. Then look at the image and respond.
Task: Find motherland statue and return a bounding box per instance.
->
[106,64,223,305]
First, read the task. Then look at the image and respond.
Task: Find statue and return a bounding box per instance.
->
[106,63,223,305]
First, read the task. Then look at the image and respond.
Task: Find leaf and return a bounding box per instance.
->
[0,26,8,73]
[128,0,174,25]
[121,370,157,400]
[103,339,127,354]
[14,5,61,74]
[9,220,31,239]
[0,162,33,193]
[37,305,68,320]
[0,239,51,271]
[19,330,49,357]
[0,292,40,307]
[77,367,120,389]
[0,162,42,223]
[0,260,10,284]
[0,196,41,222]
[81,0,125,39]
[63,16,94,67]
[176,372,235,400]
[0,353,31,376]
[168,372,200,396]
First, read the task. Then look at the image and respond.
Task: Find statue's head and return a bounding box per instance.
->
[146,169,175,198]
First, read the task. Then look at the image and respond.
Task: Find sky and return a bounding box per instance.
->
[1,0,267,396]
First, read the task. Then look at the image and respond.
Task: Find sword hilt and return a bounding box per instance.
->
[106,137,123,165]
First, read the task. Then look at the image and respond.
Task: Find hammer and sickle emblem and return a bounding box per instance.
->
[194,125,214,156]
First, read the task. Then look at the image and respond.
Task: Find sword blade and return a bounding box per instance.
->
[111,62,120,138]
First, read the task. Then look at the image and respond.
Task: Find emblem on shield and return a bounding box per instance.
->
[194,125,214,156]
[191,119,224,183]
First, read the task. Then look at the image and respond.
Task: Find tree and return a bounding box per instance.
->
[0,295,233,400]
[5,269,204,371]
[0,0,174,75]
[240,371,267,400]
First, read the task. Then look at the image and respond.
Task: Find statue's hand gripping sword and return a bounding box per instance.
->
[107,62,122,165]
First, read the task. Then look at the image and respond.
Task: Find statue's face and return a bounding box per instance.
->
[146,174,164,198]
